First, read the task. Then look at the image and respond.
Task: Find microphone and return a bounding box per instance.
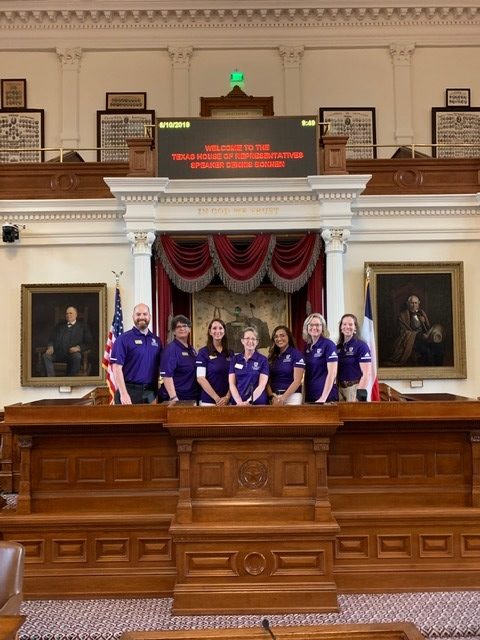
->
[356,388,368,402]
[261,619,276,640]
[247,383,255,405]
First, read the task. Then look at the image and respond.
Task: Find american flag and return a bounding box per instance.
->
[102,286,124,403]
[361,277,381,401]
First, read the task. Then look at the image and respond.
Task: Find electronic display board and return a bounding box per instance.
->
[156,116,318,179]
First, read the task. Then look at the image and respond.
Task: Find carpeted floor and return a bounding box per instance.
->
[19,592,480,640]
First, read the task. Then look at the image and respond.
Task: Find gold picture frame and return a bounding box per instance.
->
[1,78,26,109]
[191,286,289,355]
[21,283,107,386]
[366,262,466,380]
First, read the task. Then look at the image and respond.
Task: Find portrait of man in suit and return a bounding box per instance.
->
[42,305,93,376]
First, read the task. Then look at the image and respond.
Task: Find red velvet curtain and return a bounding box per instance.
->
[209,234,275,293]
[154,233,324,343]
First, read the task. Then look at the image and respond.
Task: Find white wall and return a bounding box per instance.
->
[0,237,134,408]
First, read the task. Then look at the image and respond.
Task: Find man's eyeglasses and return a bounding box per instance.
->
[176,323,190,329]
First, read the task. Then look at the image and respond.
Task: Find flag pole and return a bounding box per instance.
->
[102,272,125,404]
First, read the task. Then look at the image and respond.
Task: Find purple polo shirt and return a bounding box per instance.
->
[196,346,233,403]
[337,337,371,383]
[304,336,338,402]
[159,339,199,401]
[269,345,305,394]
[229,351,269,405]
[110,326,162,385]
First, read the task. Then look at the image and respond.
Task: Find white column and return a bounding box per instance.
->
[278,45,304,114]
[126,231,157,312]
[307,175,371,338]
[56,47,82,152]
[168,46,193,116]
[321,227,350,337]
[389,43,415,147]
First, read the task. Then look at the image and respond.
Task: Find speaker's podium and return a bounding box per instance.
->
[164,405,341,615]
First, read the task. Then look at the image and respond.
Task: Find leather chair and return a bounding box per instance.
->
[0,541,25,615]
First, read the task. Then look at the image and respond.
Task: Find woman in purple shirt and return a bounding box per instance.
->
[229,326,269,405]
[159,314,199,403]
[303,312,338,403]
[336,313,371,401]
[267,325,305,405]
[196,318,233,406]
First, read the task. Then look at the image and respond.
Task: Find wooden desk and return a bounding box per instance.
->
[121,623,425,640]
[0,616,25,640]
[2,401,480,603]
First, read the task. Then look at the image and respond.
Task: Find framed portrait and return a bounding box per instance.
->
[366,262,466,380]
[319,107,376,159]
[106,92,147,111]
[191,286,289,355]
[96,109,155,161]
[432,107,480,158]
[1,79,27,109]
[21,283,107,387]
[0,109,44,162]
[446,88,471,108]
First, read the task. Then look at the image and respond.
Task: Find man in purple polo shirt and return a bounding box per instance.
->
[111,303,162,404]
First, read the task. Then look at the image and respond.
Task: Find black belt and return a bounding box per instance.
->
[125,382,155,391]
[339,379,360,388]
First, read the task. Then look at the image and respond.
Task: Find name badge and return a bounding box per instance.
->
[235,363,244,370]
[209,355,217,360]
[182,351,189,356]
[134,340,142,344]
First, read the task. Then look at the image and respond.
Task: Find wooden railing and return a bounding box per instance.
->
[0,136,478,200]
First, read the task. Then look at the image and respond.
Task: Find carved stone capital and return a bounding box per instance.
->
[56,47,83,69]
[321,227,350,252]
[126,230,156,255]
[389,43,415,65]
[168,46,193,69]
[278,45,304,68]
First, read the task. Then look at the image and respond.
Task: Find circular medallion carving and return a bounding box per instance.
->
[50,173,79,192]
[244,552,267,575]
[394,169,423,188]
[239,459,268,489]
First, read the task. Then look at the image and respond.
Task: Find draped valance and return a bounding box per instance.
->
[155,233,322,295]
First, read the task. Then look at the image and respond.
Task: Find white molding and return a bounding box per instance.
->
[1,186,479,243]
[0,4,479,50]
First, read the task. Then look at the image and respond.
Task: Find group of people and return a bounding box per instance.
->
[110,303,372,406]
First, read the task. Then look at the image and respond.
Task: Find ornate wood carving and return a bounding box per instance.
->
[200,85,274,117]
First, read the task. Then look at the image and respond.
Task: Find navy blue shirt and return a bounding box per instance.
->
[159,339,199,401]
[337,336,371,383]
[196,346,233,403]
[269,345,305,394]
[304,336,338,403]
[229,351,269,405]
[110,326,162,386]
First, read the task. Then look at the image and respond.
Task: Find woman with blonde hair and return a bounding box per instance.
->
[302,312,338,403]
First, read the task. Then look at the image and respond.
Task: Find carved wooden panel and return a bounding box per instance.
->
[328,428,471,509]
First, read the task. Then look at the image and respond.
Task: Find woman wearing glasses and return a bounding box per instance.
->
[303,312,338,403]
[159,314,199,403]
[229,326,269,405]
